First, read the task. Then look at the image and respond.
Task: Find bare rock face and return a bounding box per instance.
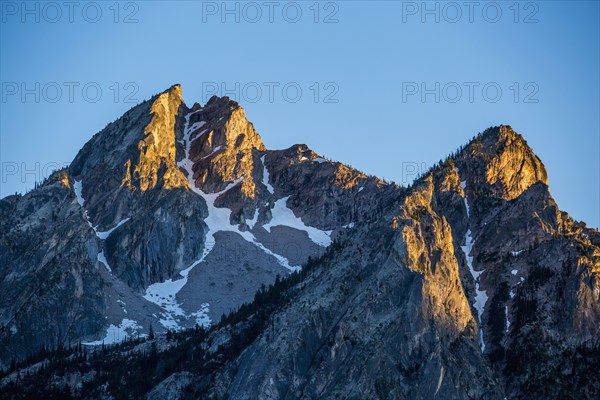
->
[394,177,475,338]
[459,125,548,201]
[265,144,396,230]
[0,171,106,363]
[121,84,189,192]
[186,96,266,196]
[436,126,600,398]
[68,85,208,291]
[70,84,190,228]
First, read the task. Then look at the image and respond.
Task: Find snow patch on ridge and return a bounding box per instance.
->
[201,145,223,160]
[187,121,207,137]
[244,155,273,230]
[435,366,445,396]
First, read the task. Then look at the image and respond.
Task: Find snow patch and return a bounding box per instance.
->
[435,366,445,396]
[263,196,332,247]
[261,155,275,195]
[97,251,112,272]
[73,180,92,228]
[74,180,128,273]
[96,218,130,240]
[511,250,524,257]
[179,119,297,272]
[83,319,145,346]
[187,121,207,136]
[312,157,326,163]
[148,112,310,328]
[245,210,259,230]
[191,303,211,327]
[200,145,223,160]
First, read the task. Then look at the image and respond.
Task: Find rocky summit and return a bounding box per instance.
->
[1,85,599,399]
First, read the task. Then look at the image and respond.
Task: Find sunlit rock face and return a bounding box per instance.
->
[185,95,266,195]
[122,84,189,192]
[457,125,548,201]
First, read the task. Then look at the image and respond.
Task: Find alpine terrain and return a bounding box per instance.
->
[1,85,599,399]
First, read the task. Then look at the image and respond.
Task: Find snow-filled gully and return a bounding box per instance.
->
[144,111,333,330]
[459,176,488,351]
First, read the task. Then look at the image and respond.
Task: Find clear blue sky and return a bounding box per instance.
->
[1,1,598,228]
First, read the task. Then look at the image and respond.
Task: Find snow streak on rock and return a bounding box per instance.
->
[74,180,127,272]
[460,179,488,351]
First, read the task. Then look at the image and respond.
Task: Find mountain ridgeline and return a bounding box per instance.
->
[1,85,599,399]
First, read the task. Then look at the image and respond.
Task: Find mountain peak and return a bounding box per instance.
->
[124,83,188,191]
[457,125,548,200]
[183,93,265,194]
[161,83,183,98]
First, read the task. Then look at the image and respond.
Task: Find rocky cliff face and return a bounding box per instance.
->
[0,171,106,363]
[207,173,502,399]
[1,87,598,399]
[449,127,600,398]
